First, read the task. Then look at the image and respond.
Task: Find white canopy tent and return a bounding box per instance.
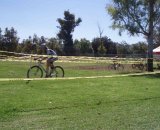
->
[153,46,160,68]
[153,46,160,55]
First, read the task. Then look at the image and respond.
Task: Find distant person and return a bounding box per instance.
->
[112,55,119,63]
[41,43,58,77]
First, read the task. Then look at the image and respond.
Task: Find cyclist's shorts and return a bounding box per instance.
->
[47,57,58,63]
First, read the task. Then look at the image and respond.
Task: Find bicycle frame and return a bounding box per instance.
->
[35,60,48,74]
[113,63,120,70]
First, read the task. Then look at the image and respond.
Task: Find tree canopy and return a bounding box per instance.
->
[57,10,82,56]
[107,0,160,71]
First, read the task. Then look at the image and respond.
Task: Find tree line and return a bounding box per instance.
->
[0,26,150,57]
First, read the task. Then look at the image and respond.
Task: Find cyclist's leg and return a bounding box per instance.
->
[50,57,58,68]
[46,58,51,77]
[46,57,56,77]
[50,57,56,68]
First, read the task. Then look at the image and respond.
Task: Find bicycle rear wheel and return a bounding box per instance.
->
[50,66,64,77]
[27,66,43,78]
[108,64,115,70]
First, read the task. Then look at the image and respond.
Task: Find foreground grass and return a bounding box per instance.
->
[0,74,160,129]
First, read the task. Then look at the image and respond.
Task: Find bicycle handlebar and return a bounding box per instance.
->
[33,56,47,61]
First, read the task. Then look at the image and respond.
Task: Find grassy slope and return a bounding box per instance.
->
[0,74,160,130]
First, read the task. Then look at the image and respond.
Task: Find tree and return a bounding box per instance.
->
[97,23,106,55]
[102,36,117,56]
[107,0,160,71]
[16,43,23,53]
[92,38,100,56]
[131,42,147,57]
[74,38,92,56]
[92,36,117,57]
[154,25,160,47]
[57,10,82,56]
[21,36,33,54]
[3,27,19,52]
[0,28,3,50]
[116,41,131,57]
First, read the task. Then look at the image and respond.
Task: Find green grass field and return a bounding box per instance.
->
[0,60,160,129]
[0,60,143,78]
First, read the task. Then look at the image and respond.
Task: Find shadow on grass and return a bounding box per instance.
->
[130,73,160,79]
[13,95,160,114]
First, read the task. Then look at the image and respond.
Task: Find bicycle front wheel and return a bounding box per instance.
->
[132,64,136,69]
[50,66,64,77]
[27,66,43,78]
[138,64,144,71]
[117,64,124,71]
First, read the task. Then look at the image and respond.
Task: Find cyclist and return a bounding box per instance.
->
[41,43,58,77]
[112,56,119,64]
[111,55,119,69]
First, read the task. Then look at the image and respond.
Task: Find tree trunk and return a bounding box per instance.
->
[147,36,153,72]
[147,0,155,72]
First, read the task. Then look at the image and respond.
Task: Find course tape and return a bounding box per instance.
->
[1,50,159,60]
[1,50,160,64]
[0,71,160,82]
[2,59,158,64]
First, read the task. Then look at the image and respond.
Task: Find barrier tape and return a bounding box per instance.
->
[1,58,160,65]
[1,50,160,64]
[0,50,159,60]
[0,71,160,82]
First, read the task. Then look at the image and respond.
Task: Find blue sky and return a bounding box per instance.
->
[0,0,144,43]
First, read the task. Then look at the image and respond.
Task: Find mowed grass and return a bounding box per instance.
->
[0,60,120,78]
[0,59,146,79]
[0,74,160,130]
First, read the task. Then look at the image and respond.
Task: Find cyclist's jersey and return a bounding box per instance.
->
[46,48,57,58]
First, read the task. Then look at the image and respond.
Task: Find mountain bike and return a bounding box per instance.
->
[108,62,124,71]
[131,58,146,71]
[132,63,145,71]
[27,57,64,78]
